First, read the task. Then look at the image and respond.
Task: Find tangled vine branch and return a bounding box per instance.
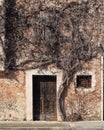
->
[0,0,103,120]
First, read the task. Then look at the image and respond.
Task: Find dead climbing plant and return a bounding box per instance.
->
[0,0,103,120]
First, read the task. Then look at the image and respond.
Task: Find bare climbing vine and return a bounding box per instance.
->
[0,0,103,120]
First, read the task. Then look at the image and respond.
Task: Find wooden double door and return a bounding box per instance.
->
[33,75,57,121]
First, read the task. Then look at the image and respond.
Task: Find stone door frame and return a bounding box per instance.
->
[25,68,63,121]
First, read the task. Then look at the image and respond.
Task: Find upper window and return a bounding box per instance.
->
[76,75,92,88]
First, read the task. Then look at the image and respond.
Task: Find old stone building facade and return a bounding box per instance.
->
[0,0,103,121]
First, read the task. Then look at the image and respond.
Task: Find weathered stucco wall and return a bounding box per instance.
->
[63,58,101,121]
[0,0,103,121]
[0,58,101,121]
[4,0,104,69]
[0,71,26,121]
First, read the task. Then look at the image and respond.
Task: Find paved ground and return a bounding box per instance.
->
[0,121,104,130]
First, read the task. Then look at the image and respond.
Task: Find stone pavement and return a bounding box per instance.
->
[0,121,104,130]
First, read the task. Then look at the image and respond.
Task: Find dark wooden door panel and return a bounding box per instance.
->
[33,75,56,121]
[44,82,56,120]
[40,81,56,121]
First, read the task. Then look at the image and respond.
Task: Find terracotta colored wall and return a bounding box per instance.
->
[0,71,26,121]
[0,59,102,121]
[0,0,103,121]
[64,58,101,121]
